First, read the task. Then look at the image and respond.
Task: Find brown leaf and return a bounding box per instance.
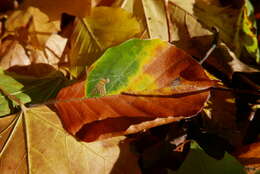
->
[0,39,30,69]
[0,106,141,174]
[55,42,216,142]
[0,34,67,70]
[22,0,117,20]
[234,142,260,174]
[5,6,59,49]
[202,89,242,146]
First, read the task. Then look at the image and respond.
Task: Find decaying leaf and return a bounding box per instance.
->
[5,6,59,49]
[22,0,91,20]
[166,2,258,79]
[234,142,260,174]
[169,141,246,174]
[141,0,169,40]
[55,39,216,142]
[63,7,141,77]
[169,0,260,64]
[0,105,141,174]
[0,39,31,70]
[116,0,258,80]
[202,89,240,145]
[0,34,67,70]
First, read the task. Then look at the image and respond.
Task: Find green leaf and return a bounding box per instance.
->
[168,141,246,174]
[86,38,158,97]
[86,38,215,98]
[65,7,141,77]
[0,69,31,116]
[255,170,260,174]
[0,69,67,116]
[240,0,260,63]
[169,0,260,64]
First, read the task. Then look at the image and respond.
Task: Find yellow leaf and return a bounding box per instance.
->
[64,7,141,77]
[86,7,141,49]
[0,106,141,174]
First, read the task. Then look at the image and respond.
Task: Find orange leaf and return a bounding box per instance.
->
[55,40,216,142]
[234,142,260,174]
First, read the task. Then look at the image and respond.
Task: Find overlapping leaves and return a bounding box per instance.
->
[55,39,216,142]
[0,106,141,174]
[0,68,66,116]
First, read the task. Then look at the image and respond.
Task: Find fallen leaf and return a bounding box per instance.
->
[0,39,31,69]
[141,0,169,40]
[0,69,67,116]
[0,105,141,174]
[169,0,260,64]
[5,6,59,49]
[0,68,31,116]
[118,0,258,80]
[0,34,67,70]
[55,39,216,142]
[22,0,92,20]
[28,34,67,66]
[202,89,241,146]
[240,0,260,63]
[169,141,246,174]
[167,2,258,79]
[86,7,141,49]
[234,142,260,174]
[63,7,141,77]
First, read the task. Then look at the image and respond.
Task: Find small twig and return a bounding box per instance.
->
[199,27,219,65]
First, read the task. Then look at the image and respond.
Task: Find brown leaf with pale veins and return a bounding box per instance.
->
[0,106,141,174]
[55,40,216,142]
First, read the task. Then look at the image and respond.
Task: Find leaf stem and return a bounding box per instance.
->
[199,27,219,65]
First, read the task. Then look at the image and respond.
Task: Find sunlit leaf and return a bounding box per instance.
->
[169,0,260,64]
[0,68,31,116]
[141,0,169,40]
[22,0,92,20]
[0,39,30,70]
[5,6,59,49]
[63,7,141,77]
[0,105,141,174]
[0,34,67,70]
[55,39,216,142]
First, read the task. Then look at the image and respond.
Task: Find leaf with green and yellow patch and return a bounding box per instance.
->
[63,7,141,77]
[56,39,217,142]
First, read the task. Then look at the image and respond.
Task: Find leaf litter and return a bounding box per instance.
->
[0,0,260,173]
